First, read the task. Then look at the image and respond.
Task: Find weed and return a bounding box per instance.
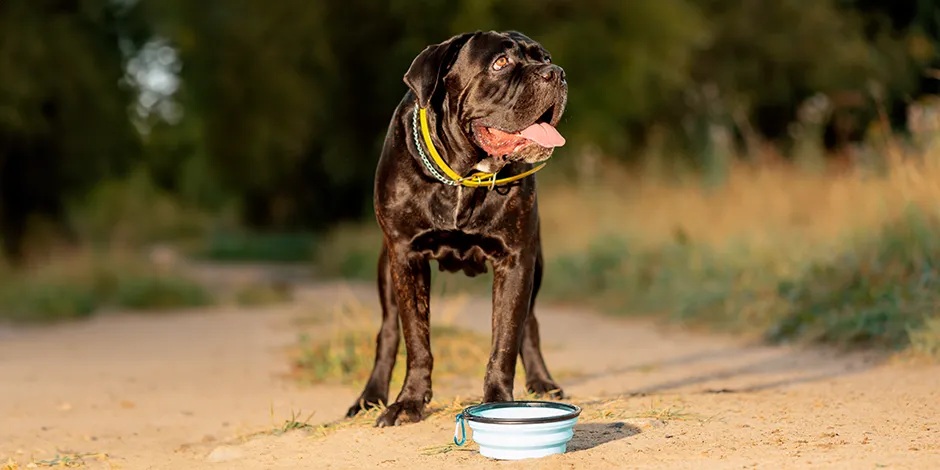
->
[273,408,317,435]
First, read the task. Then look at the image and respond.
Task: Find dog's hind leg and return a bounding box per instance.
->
[520,244,564,399]
[346,242,401,417]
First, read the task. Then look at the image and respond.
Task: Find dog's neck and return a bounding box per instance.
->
[412,100,505,182]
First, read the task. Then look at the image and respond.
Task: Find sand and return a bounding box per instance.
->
[2,276,938,470]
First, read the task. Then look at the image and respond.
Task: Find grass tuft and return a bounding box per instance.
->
[272,408,317,435]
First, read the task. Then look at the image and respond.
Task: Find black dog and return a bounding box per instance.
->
[347,30,568,427]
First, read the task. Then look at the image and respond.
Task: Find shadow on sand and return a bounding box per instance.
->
[561,343,887,398]
[567,422,641,452]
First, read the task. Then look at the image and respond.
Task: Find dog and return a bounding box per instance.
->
[346,30,568,427]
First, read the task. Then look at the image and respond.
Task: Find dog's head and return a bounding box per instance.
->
[404,30,567,168]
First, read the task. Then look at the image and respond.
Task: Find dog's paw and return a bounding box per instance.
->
[374,400,426,427]
[527,379,565,400]
[345,394,386,418]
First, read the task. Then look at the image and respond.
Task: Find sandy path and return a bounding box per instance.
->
[1,276,938,470]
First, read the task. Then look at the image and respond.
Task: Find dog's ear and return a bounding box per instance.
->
[404,32,476,109]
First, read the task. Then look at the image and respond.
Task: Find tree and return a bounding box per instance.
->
[0,0,142,263]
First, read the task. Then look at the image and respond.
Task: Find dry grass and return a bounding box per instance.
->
[1,452,111,469]
[249,393,700,448]
[284,292,589,443]
[287,293,492,390]
[538,151,940,258]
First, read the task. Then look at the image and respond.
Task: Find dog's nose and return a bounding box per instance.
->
[537,64,565,83]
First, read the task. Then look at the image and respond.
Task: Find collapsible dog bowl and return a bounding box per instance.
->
[453,401,581,460]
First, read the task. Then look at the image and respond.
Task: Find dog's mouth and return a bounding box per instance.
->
[472,106,566,157]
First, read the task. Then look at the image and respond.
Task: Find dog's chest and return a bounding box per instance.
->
[427,186,484,230]
[410,229,507,277]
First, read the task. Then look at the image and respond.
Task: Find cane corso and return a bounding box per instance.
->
[347,30,568,427]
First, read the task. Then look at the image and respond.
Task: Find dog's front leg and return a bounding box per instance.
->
[375,245,432,427]
[483,249,537,403]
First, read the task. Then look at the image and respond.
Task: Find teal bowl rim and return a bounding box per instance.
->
[461,400,582,425]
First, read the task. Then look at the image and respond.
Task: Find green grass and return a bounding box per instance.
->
[540,204,940,354]
[768,206,940,350]
[0,251,215,323]
[541,234,795,336]
[194,229,316,263]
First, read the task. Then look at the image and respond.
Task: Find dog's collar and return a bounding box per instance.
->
[412,105,546,188]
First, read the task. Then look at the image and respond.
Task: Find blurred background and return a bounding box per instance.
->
[1,0,939,356]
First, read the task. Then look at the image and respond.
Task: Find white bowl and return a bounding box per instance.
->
[458,401,581,460]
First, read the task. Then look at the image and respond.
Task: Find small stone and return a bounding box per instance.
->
[205,446,243,463]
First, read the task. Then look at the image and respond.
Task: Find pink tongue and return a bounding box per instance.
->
[518,122,566,148]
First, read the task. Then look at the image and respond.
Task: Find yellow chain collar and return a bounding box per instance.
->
[417,107,546,188]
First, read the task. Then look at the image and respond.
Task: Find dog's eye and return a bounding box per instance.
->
[545,56,552,64]
[492,56,509,71]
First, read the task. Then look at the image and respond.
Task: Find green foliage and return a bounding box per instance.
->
[196,230,316,263]
[0,0,140,174]
[543,235,790,328]
[0,0,148,260]
[0,254,215,323]
[0,282,99,323]
[769,206,940,350]
[113,275,214,311]
[133,0,933,234]
[311,225,382,280]
[540,205,940,355]
[69,169,213,247]
[2,0,937,260]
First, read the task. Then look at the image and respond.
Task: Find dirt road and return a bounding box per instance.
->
[2,277,939,470]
